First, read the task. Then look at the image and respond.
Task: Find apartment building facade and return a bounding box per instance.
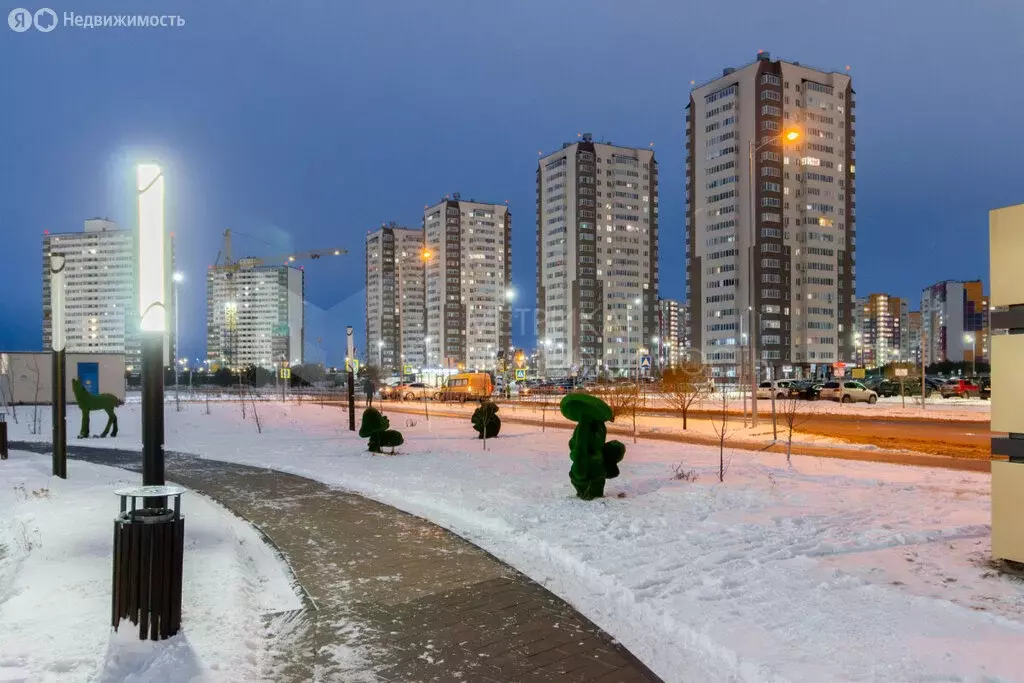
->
[853,293,908,368]
[42,218,175,370]
[206,263,303,370]
[921,280,989,365]
[657,298,687,370]
[423,195,511,372]
[686,52,855,380]
[536,135,658,378]
[364,224,426,375]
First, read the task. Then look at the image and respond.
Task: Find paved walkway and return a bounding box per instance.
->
[14,442,661,683]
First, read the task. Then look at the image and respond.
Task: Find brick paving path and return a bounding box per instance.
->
[15,442,661,682]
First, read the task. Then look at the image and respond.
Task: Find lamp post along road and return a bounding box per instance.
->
[747,128,800,428]
[50,254,67,478]
[172,272,184,405]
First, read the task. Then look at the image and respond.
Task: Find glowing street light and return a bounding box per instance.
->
[137,162,167,495]
[50,252,67,478]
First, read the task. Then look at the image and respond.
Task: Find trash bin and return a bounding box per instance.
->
[0,413,7,460]
[112,485,186,640]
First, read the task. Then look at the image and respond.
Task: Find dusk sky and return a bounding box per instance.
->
[3,0,1022,365]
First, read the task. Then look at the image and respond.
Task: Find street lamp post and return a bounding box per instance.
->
[747,128,801,427]
[172,272,183,405]
[50,253,67,479]
[137,163,167,504]
[378,340,384,371]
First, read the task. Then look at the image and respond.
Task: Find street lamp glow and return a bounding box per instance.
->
[50,254,66,352]
[137,163,166,333]
[784,129,801,142]
[172,271,184,284]
[506,289,516,301]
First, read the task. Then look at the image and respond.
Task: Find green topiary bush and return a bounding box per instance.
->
[378,429,405,454]
[359,407,400,453]
[560,393,626,500]
[471,401,501,439]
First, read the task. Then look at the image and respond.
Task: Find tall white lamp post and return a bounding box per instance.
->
[138,163,167,498]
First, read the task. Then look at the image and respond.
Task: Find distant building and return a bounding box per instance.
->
[43,218,175,370]
[536,135,659,378]
[658,299,686,369]
[905,311,922,366]
[206,263,303,370]
[921,280,989,365]
[365,223,426,375]
[687,52,856,380]
[424,195,511,372]
[853,293,908,368]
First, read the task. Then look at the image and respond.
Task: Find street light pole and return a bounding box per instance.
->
[50,253,67,479]
[137,163,167,507]
[172,272,183,405]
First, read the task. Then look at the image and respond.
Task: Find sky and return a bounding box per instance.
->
[2,0,1022,365]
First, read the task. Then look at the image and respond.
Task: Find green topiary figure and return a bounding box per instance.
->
[358,407,403,454]
[71,378,122,438]
[378,429,404,454]
[471,400,501,439]
[560,393,625,500]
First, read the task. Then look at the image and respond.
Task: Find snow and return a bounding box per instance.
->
[6,402,1023,682]
[0,452,304,682]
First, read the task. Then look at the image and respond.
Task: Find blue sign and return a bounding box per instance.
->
[640,356,652,370]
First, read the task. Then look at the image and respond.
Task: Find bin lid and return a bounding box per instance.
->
[114,485,186,499]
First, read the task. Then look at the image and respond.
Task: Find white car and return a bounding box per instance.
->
[388,382,434,400]
[756,380,795,400]
[818,380,878,404]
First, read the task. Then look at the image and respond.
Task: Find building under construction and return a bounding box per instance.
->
[206,230,345,371]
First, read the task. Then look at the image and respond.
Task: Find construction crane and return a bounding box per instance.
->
[209,229,347,370]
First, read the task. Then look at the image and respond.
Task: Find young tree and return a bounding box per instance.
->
[661,365,711,430]
[710,390,731,483]
[778,392,815,466]
[603,383,640,443]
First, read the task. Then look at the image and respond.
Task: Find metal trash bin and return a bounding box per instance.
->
[112,485,186,640]
[0,413,7,460]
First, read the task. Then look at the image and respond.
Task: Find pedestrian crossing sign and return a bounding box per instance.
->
[640,356,652,370]
[515,369,526,380]
[279,367,291,380]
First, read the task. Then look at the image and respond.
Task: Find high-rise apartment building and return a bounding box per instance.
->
[365,223,426,375]
[853,293,907,368]
[536,135,658,378]
[43,218,175,370]
[423,194,511,372]
[657,298,686,370]
[687,52,855,380]
[921,280,989,365]
[206,263,303,370]
[905,310,922,366]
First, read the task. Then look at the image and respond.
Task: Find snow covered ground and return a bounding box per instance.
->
[7,402,1023,682]
[0,451,304,682]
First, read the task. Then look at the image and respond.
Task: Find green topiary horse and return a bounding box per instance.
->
[560,393,626,500]
[72,377,122,438]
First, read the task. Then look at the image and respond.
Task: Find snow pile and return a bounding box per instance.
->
[0,453,304,682]
[7,403,1024,682]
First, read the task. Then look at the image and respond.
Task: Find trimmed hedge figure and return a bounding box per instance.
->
[358,407,403,453]
[471,400,501,439]
[560,393,626,500]
[72,377,122,438]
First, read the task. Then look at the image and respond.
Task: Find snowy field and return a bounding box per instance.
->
[6,402,1023,682]
[0,452,303,682]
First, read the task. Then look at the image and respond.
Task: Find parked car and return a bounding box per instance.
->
[819,380,878,404]
[788,380,824,401]
[388,382,434,401]
[979,376,991,400]
[435,373,493,402]
[939,378,980,399]
[757,380,795,400]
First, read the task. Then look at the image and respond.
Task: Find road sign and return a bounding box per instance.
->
[852,368,866,379]
[640,356,652,370]
[279,367,291,380]
[515,368,526,380]
[894,368,909,377]
[834,366,846,378]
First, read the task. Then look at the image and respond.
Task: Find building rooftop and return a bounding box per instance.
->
[690,51,851,92]
[540,133,656,160]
